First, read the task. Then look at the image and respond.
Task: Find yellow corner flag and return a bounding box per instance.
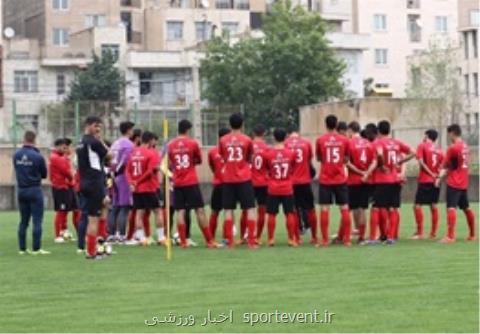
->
[163,118,172,261]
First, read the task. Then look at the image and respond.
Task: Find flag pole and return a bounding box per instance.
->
[163,118,172,261]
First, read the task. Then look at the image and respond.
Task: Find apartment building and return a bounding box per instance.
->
[352,0,458,97]
[458,0,479,127]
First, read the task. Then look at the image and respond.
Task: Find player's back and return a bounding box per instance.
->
[285,135,313,185]
[251,138,269,187]
[219,132,252,183]
[446,139,469,189]
[316,132,349,185]
[168,136,201,187]
[265,147,295,195]
[127,146,150,184]
[417,140,444,183]
[208,146,223,185]
[375,137,410,184]
[348,136,374,185]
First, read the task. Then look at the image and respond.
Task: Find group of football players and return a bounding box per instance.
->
[47,113,476,259]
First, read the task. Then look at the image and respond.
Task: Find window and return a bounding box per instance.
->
[14,71,38,93]
[464,31,470,59]
[473,30,478,58]
[235,0,249,9]
[101,44,120,61]
[471,10,480,26]
[85,15,107,28]
[373,14,387,31]
[375,83,389,88]
[474,73,479,97]
[406,0,420,9]
[53,28,69,46]
[435,16,448,32]
[408,14,421,42]
[139,71,152,96]
[121,12,132,42]
[121,0,132,5]
[374,49,388,65]
[465,74,470,99]
[195,21,212,41]
[56,73,66,95]
[53,0,68,10]
[167,21,183,40]
[222,22,239,36]
[216,0,232,9]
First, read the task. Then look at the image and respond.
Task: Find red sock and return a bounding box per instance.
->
[369,208,379,241]
[72,210,81,232]
[414,206,424,236]
[127,210,136,240]
[447,208,456,239]
[464,208,476,238]
[286,213,296,241]
[200,225,213,243]
[320,210,329,244]
[223,219,234,247]
[257,207,266,239]
[307,209,318,241]
[54,211,67,238]
[178,223,187,246]
[267,214,276,240]
[98,218,107,239]
[209,212,218,238]
[86,233,97,257]
[240,211,247,240]
[143,210,151,238]
[358,223,366,241]
[341,208,352,244]
[379,208,389,238]
[388,209,399,240]
[430,207,439,237]
[247,219,256,245]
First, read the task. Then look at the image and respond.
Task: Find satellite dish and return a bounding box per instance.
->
[200,0,209,9]
[4,27,15,39]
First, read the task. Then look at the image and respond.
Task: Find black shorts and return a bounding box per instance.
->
[373,183,401,208]
[266,194,295,214]
[210,184,223,212]
[348,184,371,209]
[318,184,348,205]
[80,181,106,217]
[222,181,256,210]
[446,186,469,209]
[293,184,315,210]
[156,188,165,208]
[254,186,268,206]
[174,185,204,210]
[133,192,160,210]
[52,188,77,211]
[415,183,440,205]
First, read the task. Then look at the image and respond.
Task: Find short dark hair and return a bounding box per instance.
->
[377,120,391,135]
[119,121,135,135]
[273,128,287,142]
[336,121,348,132]
[24,131,36,144]
[218,127,230,138]
[54,138,66,147]
[365,123,378,142]
[253,124,266,137]
[325,114,338,130]
[132,129,142,141]
[425,129,438,142]
[229,113,244,129]
[287,124,299,134]
[360,129,367,139]
[63,138,72,146]
[141,131,155,144]
[84,116,102,126]
[447,124,462,136]
[348,121,361,133]
[178,119,192,134]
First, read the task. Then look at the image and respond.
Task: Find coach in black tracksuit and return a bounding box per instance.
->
[13,131,48,253]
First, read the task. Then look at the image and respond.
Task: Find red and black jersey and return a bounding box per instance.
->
[219,132,253,183]
[208,146,224,186]
[444,139,469,190]
[285,134,313,185]
[49,149,73,189]
[126,146,160,193]
[375,137,411,184]
[315,132,349,185]
[264,147,295,196]
[251,138,269,187]
[416,140,444,184]
[168,136,202,187]
[347,135,375,185]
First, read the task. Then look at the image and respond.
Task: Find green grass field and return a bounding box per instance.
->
[0,204,478,333]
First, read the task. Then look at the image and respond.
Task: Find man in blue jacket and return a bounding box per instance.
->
[13,131,50,255]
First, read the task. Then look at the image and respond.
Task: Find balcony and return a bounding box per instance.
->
[121,0,142,8]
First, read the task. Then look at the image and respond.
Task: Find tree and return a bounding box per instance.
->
[405,39,463,143]
[200,0,346,131]
[68,51,124,102]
